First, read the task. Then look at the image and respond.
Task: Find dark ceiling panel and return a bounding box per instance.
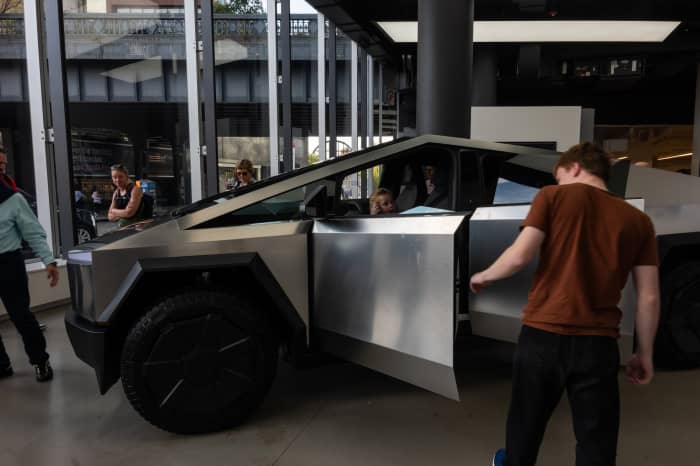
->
[306,0,700,124]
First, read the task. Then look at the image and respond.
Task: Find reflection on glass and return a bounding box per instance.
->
[595,125,693,174]
[213,0,271,191]
[290,1,318,170]
[63,0,191,227]
[374,62,397,145]
[493,178,539,205]
[335,28,352,156]
[0,3,35,196]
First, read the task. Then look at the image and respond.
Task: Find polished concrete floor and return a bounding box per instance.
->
[1,306,698,466]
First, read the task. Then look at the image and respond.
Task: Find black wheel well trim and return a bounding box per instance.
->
[98,252,308,350]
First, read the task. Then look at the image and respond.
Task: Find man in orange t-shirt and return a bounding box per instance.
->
[471,142,660,466]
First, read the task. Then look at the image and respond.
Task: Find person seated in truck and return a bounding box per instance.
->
[369,188,395,215]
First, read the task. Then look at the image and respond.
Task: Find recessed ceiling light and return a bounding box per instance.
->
[377,21,681,43]
[656,152,693,161]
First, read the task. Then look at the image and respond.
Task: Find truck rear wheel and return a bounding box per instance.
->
[121,290,278,434]
[655,262,700,369]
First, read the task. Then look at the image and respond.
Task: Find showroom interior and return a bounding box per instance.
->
[1,0,700,465]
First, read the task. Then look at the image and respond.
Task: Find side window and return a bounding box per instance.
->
[194,180,333,228]
[341,165,383,200]
[459,150,520,209]
[493,178,540,204]
[336,144,456,215]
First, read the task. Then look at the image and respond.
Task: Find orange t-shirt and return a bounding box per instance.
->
[521,183,658,338]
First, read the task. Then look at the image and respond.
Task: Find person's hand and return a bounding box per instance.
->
[470,271,491,293]
[370,201,381,215]
[107,209,118,222]
[46,263,59,288]
[626,353,654,385]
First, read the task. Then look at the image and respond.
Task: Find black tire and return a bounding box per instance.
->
[121,290,278,434]
[655,262,700,369]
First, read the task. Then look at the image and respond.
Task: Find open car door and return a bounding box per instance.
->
[311,214,467,401]
[468,202,641,362]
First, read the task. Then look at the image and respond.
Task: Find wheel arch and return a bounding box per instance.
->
[97,253,307,394]
[658,233,700,275]
[654,233,700,368]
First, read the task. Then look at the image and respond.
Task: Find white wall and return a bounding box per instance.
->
[471,106,583,152]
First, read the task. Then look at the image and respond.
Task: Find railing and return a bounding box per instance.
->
[63,14,186,35]
[0,14,23,36]
[0,13,343,39]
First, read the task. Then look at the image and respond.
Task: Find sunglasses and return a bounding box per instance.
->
[237,170,250,176]
[110,164,127,171]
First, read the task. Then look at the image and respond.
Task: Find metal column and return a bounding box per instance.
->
[25,0,54,252]
[328,21,337,159]
[359,47,367,150]
[43,0,75,253]
[184,0,203,202]
[378,63,383,144]
[267,0,279,176]
[693,64,700,177]
[317,12,326,162]
[367,55,374,148]
[200,0,219,195]
[351,41,358,152]
[280,0,293,173]
[417,0,474,137]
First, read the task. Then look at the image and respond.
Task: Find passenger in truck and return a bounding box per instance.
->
[369,188,395,215]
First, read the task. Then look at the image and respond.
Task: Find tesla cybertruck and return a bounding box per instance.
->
[65,135,700,433]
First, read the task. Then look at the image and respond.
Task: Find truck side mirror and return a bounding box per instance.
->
[301,184,327,218]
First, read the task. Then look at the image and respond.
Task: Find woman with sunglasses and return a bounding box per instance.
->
[229,159,256,190]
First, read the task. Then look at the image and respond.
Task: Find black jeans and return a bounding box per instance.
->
[0,249,49,367]
[504,325,620,466]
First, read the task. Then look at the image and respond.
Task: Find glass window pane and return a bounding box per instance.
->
[595,125,694,173]
[290,0,319,170]
[213,0,271,191]
[336,28,352,156]
[493,178,540,205]
[63,2,191,236]
[0,5,34,197]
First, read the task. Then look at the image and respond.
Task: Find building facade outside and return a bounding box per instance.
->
[1,0,397,256]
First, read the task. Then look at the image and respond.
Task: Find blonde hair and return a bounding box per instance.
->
[370,188,393,206]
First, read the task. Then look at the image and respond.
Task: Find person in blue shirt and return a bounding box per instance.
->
[0,150,58,382]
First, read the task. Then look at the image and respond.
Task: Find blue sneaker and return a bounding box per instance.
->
[492,448,506,466]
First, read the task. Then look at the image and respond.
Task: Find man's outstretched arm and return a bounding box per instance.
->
[470,226,546,293]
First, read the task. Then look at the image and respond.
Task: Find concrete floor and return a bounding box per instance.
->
[1,306,698,466]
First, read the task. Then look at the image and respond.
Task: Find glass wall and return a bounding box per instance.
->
[290,0,318,170]
[213,0,271,191]
[63,0,191,229]
[373,61,398,146]
[335,28,352,156]
[15,0,386,253]
[595,125,694,173]
[0,3,34,196]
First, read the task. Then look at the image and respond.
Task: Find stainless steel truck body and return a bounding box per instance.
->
[65,135,700,433]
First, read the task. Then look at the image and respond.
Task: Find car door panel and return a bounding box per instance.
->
[469,201,643,361]
[312,214,467,400]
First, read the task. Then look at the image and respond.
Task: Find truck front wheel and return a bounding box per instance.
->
[121,290,278,434]
[655,262,700,369]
